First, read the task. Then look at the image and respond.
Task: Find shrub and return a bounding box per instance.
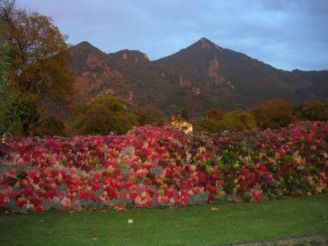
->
[0,92,39,135]
[197,117,219,133]
[33,116,66,136]
[197,110,255,133]
[196,108,225,133]
[217,111,256,132]
[72,96,137,135]
[294,100,328,121]
[251,98,294,129]
[0,122,326,212]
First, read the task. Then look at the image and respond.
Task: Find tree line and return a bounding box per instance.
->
[194,98,328,133]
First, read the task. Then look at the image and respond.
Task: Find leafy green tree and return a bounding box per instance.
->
[197,117,220,133]
[0,25,10,93]
[294,100,328,121]
[32,115,66,136]
[72,96,137,135]
[0,0,74,98]
[196,108,225,133]
[197,109,255,133]
[217,111,256,132]
[0,19,9,133]
[0,0,74,135]
[0,91,39,134]
[251,98,294,129]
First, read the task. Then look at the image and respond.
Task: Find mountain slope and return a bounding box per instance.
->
[64,38,328,119]
[68,42,177,117]
[154,38,327,111]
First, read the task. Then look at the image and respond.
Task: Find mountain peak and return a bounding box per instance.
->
[71,41,104,55]
[191,37,222,51]
[198,37,212,43]
[109,49,150,64]
[75,41,95,49]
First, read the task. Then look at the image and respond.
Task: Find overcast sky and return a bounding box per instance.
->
[16,0,328,71]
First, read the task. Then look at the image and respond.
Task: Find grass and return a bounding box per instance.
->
[0,194,327,246]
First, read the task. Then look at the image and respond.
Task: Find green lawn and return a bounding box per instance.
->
[0,194,327,246]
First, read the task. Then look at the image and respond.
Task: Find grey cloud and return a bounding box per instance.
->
[16,0,328,70]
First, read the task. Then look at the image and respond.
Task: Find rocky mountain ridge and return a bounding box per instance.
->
[65,38,328,119]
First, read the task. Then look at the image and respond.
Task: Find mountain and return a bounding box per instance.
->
[62,38,328,120]
[68,41,175,117]
[154,38,328,110]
